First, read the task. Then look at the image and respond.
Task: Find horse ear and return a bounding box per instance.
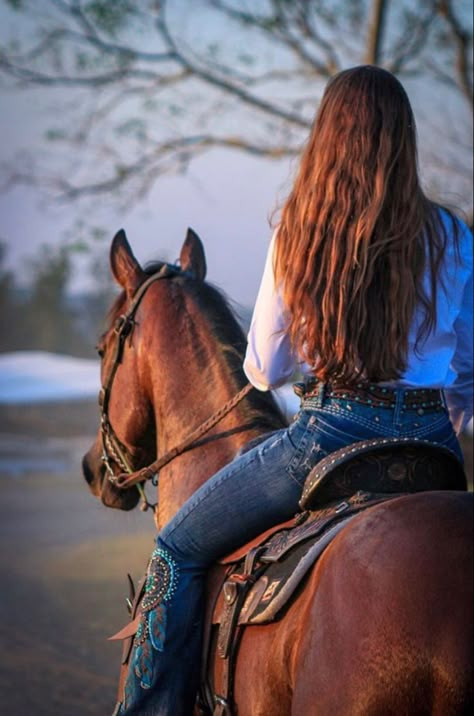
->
[180,228,207,280]
[110,229,145,295]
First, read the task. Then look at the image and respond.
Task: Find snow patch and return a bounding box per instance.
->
[0,351,100,403]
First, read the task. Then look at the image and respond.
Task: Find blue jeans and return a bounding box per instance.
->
[118,388,461,715]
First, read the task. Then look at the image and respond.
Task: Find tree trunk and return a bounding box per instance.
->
[366,0,389,65]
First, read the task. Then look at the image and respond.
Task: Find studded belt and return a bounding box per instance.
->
[294,379,445,413]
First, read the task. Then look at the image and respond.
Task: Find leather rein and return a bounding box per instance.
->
[98,263,253,514]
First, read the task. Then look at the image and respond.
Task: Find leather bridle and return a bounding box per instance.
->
[99,263,180,513]
[98,263,253,515]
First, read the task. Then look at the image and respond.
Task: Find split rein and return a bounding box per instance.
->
[98,264,254,514]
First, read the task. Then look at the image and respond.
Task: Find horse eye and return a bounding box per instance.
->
[95,345,105,358]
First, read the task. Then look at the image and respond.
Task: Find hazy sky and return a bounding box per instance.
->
[0,1,472,308]
[0,0,298,306]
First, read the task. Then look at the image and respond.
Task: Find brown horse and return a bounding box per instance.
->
[83,229,473,715]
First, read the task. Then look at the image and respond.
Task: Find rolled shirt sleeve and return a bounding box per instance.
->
[244,233,298,391]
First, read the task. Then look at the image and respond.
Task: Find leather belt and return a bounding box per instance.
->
[294,379,444,413]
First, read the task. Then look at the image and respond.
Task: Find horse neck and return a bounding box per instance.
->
[142,280,281,527]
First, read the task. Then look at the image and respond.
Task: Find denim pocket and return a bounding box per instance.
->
[286,414,327,486]
[409,415,463,462]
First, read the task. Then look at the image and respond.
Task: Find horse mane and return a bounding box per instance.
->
[107,261,287,432]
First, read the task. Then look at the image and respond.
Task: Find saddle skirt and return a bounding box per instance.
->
[212,491,393,636]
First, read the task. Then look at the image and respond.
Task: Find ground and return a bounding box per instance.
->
[0,401,153,716]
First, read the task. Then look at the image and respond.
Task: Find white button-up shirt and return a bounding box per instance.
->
[244,211,473,434]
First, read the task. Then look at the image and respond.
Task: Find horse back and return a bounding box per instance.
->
[293,491,473,715]
[235,491,473,716]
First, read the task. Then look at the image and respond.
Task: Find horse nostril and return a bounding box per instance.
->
[82,455,95,485]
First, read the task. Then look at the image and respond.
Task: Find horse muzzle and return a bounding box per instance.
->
[82,447,140,511]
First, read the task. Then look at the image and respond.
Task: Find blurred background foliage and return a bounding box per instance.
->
[0,232,117,356]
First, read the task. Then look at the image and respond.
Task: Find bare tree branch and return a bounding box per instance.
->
[0,55,160,86]
[0,0,471,213]
[62,0,177,64]
[437,0,474,108]
[269,0,336,75]
[1,134,297,202]
[210,0,339,75]
[293,0,341,73]
[156,2,311,129]
[7,25,176,66]
[386,5,438,74]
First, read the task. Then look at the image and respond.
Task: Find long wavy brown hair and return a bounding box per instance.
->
[275,65,459,385]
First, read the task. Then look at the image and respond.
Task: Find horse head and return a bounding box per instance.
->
[82,227,207,511]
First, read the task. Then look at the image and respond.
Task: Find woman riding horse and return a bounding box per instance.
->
[112,66,473,714]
